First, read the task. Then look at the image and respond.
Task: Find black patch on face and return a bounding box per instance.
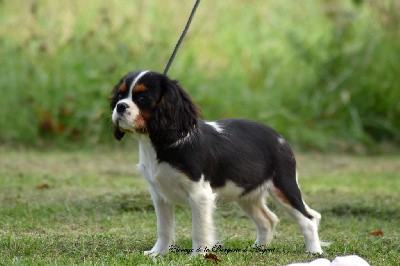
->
[132,92,153,111]
[112,71,148,108]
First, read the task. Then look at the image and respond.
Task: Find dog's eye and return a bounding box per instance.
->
[136,95,151,105]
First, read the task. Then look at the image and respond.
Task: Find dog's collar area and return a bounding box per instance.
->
[168,127,197,148]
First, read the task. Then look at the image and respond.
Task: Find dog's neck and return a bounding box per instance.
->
[137,135,158,178]
[137,134,156,157]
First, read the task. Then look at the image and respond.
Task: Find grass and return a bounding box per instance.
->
[0,145,399,265]
[0,0,399,151]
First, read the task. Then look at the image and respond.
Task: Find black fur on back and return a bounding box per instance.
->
[155,119,313,219]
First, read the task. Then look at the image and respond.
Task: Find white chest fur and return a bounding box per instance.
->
[136,137,190,204]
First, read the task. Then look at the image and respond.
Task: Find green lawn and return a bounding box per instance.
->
[0,146,399,265]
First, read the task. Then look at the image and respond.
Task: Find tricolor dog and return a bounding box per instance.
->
[110,70,322,256]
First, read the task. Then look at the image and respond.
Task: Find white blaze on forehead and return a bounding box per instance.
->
[128,70,150,99]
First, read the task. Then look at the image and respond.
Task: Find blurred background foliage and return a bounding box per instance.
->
[0,0,399,153]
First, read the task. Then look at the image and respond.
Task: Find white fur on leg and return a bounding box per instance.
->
[304,203,321,226]
[291,210,322,254]
[144,189,175,257]
[237,197,279,246]
[186,175,216,255]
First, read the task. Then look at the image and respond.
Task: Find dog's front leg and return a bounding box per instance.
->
[188,178,216,255]
[144,189,175,257]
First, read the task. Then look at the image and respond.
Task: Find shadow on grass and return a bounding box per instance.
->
[72,192,155,213]
[324,203,399,219]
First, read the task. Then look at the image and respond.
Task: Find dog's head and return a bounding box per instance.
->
[110,70,200,146]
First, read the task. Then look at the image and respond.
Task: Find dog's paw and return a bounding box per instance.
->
[143,239,173,257]
[143,250,166,258]
[143,246,169,257]
[306,247,323,255]
[143,250,156,257]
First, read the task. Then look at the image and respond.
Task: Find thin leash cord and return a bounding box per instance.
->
[163,0,201,75]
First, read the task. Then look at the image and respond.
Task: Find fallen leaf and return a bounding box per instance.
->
[205,253,222,264]
[369,229,384,236]
[36,183,50,190]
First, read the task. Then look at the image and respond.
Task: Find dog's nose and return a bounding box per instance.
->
[116,103,129,114]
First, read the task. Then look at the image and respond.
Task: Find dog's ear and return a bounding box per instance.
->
[114,127,125,141]
[149,76,200,146]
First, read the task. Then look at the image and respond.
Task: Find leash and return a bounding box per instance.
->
[163,0,201,75]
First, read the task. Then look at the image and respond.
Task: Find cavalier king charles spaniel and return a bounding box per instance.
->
[110,70,322,256]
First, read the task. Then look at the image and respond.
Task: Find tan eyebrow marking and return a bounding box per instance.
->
[133,84,147,93]
[119,81,127,93]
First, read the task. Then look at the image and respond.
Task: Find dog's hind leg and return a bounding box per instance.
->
[237,195,279,246]
[267,174,322,254]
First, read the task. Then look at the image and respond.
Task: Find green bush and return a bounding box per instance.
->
[0,0,399,152]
